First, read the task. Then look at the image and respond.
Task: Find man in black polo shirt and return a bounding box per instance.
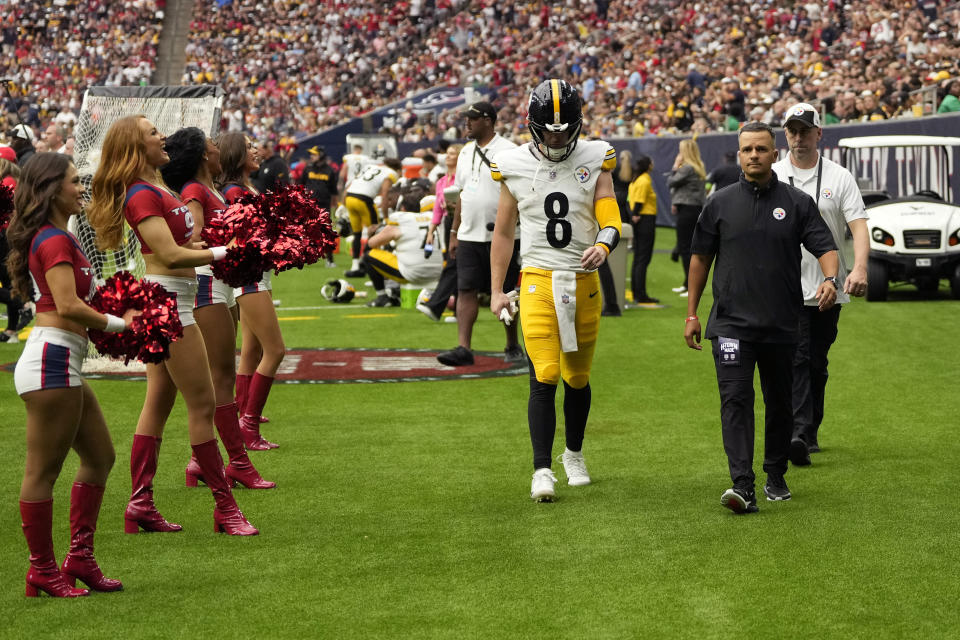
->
[683,121,839,514]
[298,146,339,212]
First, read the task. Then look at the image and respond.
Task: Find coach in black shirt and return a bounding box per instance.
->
[683,121,838,515]
[298,146,339,211]
[253,139,289,193]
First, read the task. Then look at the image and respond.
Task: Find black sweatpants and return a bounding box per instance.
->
[597,261,618,312]
[711,339,796,488]
[631,215,656,300]
[675,204,700,288]
[424,216,458,318]
[792,305,841,444]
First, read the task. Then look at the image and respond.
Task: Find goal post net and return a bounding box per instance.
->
[68,85,224,371]
[70,84,225,280]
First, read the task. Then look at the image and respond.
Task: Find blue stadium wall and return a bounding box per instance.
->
[591,113,960,226]
[303,110,960,228]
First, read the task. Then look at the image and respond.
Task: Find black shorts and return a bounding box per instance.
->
[456,239,521,294]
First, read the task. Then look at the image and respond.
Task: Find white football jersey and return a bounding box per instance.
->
[392,211,443,283]
[454,134,517,242]
[346,163,398,199]
[342,152,373,188]
[492,140,616,272]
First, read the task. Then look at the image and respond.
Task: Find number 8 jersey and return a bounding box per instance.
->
[492,140,616,272]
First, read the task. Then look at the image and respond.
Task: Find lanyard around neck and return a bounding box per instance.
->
[788,156,823,206]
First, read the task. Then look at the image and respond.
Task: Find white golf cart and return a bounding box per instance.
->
[839,135,960,301]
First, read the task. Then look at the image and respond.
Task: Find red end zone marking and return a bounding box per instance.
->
[3,348,527,384]
[278,348,527,384]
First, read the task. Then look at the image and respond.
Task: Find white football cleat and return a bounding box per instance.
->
[530,468,557,502]
[559,448,591,486]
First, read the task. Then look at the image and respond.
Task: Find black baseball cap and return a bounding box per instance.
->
[782,102,821,128]
[464,101,497,122]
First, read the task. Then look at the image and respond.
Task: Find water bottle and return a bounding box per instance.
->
[424,243,433,259]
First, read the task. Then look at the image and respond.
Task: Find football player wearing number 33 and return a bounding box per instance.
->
[489,79,620,502]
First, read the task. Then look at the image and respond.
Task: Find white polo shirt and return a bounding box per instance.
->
[454,134,517,242]
[773,152,868,305]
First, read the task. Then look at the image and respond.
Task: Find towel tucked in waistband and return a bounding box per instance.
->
[552,270,578,352]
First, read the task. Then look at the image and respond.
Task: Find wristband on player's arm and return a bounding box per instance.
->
[103,314,126,333]
[593,196,621,254]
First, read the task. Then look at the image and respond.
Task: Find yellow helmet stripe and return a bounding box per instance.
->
[551,79,561,125]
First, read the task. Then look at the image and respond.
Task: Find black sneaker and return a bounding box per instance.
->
[16,307,34,331]
[635,296,660,304]
[344,268,365,278]
[366,293,400,308]
[764,474,792,501]
[601,307,622,317]
[437,346,474,366]
[790,437,812,466]
[720,487,759,514]
[504,345,525,363]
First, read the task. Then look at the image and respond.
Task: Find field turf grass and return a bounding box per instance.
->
[1,228,958,639]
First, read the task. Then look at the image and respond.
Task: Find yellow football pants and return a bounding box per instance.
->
[518,268,601,388]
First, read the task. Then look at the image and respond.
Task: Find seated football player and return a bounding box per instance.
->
[362,181,443,307]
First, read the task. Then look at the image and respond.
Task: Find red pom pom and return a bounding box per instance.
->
[87,271,184,364]
[0,183,14,234]
[201,185,337,286]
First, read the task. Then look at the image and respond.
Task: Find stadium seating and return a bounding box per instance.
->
[1,1,165,131]
[2,1,959,144]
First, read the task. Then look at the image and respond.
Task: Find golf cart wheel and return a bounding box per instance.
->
[951,264,960,300]
[866,260,888,302]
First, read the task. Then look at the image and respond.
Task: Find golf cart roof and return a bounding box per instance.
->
[838,135,960,149]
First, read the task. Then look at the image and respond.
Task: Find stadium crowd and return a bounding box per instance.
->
[2,1,960,149]
[1,1,165,132]
[183,0,960,143]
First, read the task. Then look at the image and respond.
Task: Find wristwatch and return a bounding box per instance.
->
[823,276,839,289]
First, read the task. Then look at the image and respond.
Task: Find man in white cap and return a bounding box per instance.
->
[772,103,869,466]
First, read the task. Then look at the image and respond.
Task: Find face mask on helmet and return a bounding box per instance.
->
[527,79,583,162]
[321,279,356,303]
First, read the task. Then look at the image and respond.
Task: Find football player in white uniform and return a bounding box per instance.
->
[343,156,400,277]
[490,79,620,502]
[339,144,373,193]
[363,184,444,307]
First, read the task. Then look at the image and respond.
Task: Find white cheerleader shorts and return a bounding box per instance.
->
[14,326,88,395]
[195,273,237,309]
[234,271,272,298]
[143,275,198,327]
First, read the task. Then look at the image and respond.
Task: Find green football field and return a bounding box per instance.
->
[1,228,958,639]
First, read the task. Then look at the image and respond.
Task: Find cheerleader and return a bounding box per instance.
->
[7,153,131,596]
[159,127,275,489]
[216,132,285,450]
[87,116,257,535]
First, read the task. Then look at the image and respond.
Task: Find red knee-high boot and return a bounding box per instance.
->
[61,482,123,591]
[186,403,276,489]
[21,499,89,598]
[191,439,259,535]
[236,373,269,423]
[239,372,278,450]
[124,434,182,533]
[235,373,252,415]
